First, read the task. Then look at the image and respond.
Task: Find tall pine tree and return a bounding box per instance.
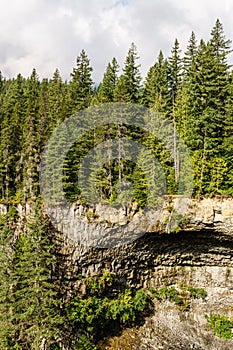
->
[68,49,94,113]
[97,57,119,103]
[114,43,141,103]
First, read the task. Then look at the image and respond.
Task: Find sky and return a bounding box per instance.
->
[0,0,233,83]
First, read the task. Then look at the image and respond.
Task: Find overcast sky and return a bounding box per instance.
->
[0,0,233,83]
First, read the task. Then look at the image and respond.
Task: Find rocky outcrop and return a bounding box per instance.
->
[55,197,233,350]
[99,291,233,350]
[136,293,233,350]
[2,197,233,284]
[1,197,233,349]
[2,197,233,281]
[25,196,233,250]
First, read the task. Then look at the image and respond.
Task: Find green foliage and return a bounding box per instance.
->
[0,224,14,349]
[142,50,169,112]
[75,334,97,350]
[149,286,183,306]
[68,49,94,113]
[67,272,149,343]
[85,210,100,223]
[149,285,207,310]
[97,57,119,103]
[116,42,141,103]
[206,314,233,339]
[1,22,233,347]
[0,201,64,349]
[85,270,116,294]
[0,205,18,228]
[1,21,233,201]
[167,38,182,107]
[182,285,207,299]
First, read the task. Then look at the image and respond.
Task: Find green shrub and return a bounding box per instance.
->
[66,272,149,345]
[184,286,207,299]
[67,288,148,333]
[75,334,97,350]
[149,285,207,310]
[206,314,233,340]
[149,286,184,307]
[85,270,116,294]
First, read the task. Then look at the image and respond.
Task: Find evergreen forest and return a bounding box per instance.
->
[0,19,233,349]
[0,19,233,203]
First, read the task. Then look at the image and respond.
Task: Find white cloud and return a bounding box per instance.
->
[74,17,92,43]
[0,0,232,82]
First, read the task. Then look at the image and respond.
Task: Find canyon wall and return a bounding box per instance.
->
[1,197,233,349]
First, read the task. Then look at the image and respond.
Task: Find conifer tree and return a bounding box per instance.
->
[48,69,67,125]
[210,19,232,61]
[17,69,41,200]
[0,104,22,198]
[113,75,128,102]
[0,74,26,199]
[0,223,14,349]
[98,57,119,102]
[183,31,198,77]
[167,39,182,182]
[10,203,64,349]
[0,21,233,200]
[142,50,169,113]
[167,39,182,110]
[0,72,5,99]
[37,79,51,152]
[180,21,231,195]
[209,19,232,112]
[0,70,2,83]
[68,49,94,113]
[115,43,141,103]
[222,71,233,194]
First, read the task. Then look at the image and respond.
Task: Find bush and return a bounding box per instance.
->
[66,272,149,345]
[149,285,207,310]
[206,314,233,340]
[149,286,183,305]
[184,286,207,299]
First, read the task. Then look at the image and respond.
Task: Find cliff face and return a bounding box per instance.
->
[1,197,233,349]
[46,196,233,247]
[47,197,233,285]
[61,197,232,350]
[1,197,233,289]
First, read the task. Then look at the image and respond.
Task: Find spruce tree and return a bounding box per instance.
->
[0,70,3,90]
[209,19,232,112]
[115,43,141,103]
[48,69,67,125]
[0,104,22,199]
[222,71,233,194]
[37,79,51,152]
[113,75,128,102]
[11,203,64,349]
[0,223,14,349]
[183,31,198,78]
[167,39,182,111]
[17,69,41,200]
[167,39,182,182]
[210,19,232,61]
[97,57,119,102]
[68,49,94,113]
[142,50,169,113]
[0,74,26,199]
[180,21,232,195]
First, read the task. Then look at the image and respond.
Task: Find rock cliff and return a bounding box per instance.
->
[1,197,233,349]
